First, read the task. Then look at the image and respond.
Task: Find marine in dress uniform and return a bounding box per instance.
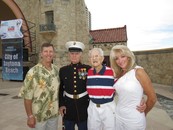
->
[59,41,91,130]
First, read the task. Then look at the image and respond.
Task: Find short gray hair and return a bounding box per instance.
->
[88,48,104,57]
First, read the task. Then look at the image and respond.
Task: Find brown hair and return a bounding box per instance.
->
[41,43,55,52]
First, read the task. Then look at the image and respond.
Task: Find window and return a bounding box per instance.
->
[45,11,54,24]
[45,0,53,4]
[103,56,110,67]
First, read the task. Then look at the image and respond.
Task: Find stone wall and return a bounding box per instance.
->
[134,48,173,86]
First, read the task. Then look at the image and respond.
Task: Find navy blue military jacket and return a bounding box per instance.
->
[59,62,91,122]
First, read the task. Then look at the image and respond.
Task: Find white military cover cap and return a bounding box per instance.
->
[65,41,85,52]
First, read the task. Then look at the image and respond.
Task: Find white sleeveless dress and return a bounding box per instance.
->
[113,66,146,130]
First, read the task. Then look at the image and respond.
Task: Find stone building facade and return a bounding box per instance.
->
[11,0,91,67]
[0,0,90,66]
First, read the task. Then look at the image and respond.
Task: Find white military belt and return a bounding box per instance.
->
[65,91,88,99]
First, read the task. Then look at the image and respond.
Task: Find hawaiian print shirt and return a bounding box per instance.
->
[19,63,59,122]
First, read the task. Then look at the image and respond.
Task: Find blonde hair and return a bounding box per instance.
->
[110,45,136,78]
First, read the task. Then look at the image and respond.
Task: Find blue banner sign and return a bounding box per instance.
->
[2,39,23,80]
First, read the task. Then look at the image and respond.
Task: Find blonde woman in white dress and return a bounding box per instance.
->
[110,45,157,130]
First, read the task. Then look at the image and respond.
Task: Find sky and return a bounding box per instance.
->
[85,0,173,51]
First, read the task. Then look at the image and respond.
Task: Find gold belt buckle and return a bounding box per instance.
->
[96,104,100,107]
[73,95,79,99]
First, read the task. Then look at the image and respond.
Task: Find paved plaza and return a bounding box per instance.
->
[0,79,173,130]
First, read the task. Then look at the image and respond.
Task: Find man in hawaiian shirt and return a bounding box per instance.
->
[19,43,59,130]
